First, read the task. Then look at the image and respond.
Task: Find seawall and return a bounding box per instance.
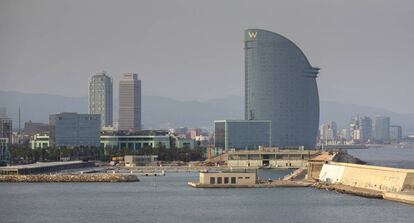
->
[319,162,414,192]
[317,162,414,205]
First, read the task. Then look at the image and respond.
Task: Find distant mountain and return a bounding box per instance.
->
[1,90,413,134]
[0,90,88,125]
[141,95,243,129]
[0,91,243,130]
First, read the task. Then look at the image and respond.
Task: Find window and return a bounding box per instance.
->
[210,177,215,184]
[217,177,222,184]
[238,177,243,179]
[224,177,229,184]
[245,177,250,179]
[231,177,236,184]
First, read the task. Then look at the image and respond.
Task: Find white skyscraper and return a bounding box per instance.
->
[119,73,141,131]
[88,72,113,128]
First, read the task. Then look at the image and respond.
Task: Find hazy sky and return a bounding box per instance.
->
[1,0,414,113]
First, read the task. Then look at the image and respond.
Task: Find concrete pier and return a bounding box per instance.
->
[0,161,95,175]
[383,192,414,205]
[0,174,139,183]
[188,180,312,188]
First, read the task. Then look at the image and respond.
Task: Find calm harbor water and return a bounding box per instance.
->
[348,145,414,169]
[1,147,414,223]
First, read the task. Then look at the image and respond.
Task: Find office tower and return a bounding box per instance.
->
[244,29,319,148]
[373,116,390,143]
[119,73,141,131]
[320,121,337,142]
[214,120,271,150]
[49,112,100,148]
[88,72,113,128]
[389,125,402,142]
[0,137,10,162]
[359,116,372,143]
[0,108,12,145]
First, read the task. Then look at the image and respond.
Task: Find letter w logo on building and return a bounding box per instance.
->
[248,31,257,39]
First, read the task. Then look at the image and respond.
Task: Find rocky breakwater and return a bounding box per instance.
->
[0,174,139,183]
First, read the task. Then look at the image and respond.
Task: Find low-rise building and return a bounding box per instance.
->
[30,131,196,150]
[190,171,257,187]
[124,155,158,167]
[101,135,171,150]
[30,134,50,149]
[171,135,195,149]
[49,112,101,148]
[214,120,271,150]
[0,161,95,175]
[226,147,320,168]
[306,152,336,180]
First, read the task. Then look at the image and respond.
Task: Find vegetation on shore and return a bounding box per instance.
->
[8,144,206,164]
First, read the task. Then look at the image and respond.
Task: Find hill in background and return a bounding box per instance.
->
[1,90,413,134]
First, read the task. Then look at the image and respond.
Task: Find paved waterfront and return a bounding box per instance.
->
[1,147,414,223]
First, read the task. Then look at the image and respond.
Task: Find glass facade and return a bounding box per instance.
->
[373,116,390,143]
[214,122,225,148]
[49,113,101,148]
[244,29,319,148]
[214,120,271,150]
[100,135,171,150]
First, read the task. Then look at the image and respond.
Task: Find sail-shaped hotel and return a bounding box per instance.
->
[244,29,320,148]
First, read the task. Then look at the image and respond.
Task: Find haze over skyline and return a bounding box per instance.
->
[1,0,414,113]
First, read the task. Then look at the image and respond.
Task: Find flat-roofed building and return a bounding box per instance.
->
[226,147,320,168]
[189,171,257,187]
[0,138,10,163]
[124,155,158,167]
[30,134,50,149]
[101,135,171,150]
[214,120,271,150]
[119,73,141,131]
[0,161,94,175]
[171,135,195,149]
[49,112,100,148]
